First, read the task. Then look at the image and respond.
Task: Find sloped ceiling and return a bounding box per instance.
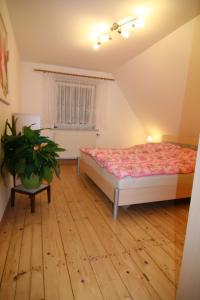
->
[114,16,200,140]
[6,0,200,72]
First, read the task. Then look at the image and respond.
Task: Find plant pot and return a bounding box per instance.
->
[21,174,41,189]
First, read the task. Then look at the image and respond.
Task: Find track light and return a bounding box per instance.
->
[92,16,145,50]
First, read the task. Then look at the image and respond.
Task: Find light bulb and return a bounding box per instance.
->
[100,34,109,43]
[93,43,100,50]
[134,18,145,28]
[97,23,109,33]
[121,30,130,39]
[146,135,153,143]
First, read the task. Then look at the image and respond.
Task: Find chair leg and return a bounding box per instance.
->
[30,194,35,213]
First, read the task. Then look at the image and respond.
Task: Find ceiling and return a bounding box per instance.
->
[6,0,200,72]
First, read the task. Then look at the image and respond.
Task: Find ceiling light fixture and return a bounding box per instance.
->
[92,16,145,50]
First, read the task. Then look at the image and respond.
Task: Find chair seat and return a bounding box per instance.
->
[11,184,51,213]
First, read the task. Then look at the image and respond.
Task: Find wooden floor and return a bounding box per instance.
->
[0,162,190,300]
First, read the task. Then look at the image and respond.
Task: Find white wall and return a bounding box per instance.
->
[20,62,146,157]
[96,81,146,148]
[114,16,199,141]
[176,136,200,300]
[0,0,21,220]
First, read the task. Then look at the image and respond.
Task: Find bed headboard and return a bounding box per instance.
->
[162,135,198,146]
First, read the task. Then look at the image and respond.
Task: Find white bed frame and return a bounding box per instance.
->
[79,135,197,218]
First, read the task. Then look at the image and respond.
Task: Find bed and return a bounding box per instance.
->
[79,135,197,218]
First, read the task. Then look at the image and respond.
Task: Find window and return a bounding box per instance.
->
[54,80,96,130]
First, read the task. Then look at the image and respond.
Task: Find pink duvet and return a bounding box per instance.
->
[80,143,196,179]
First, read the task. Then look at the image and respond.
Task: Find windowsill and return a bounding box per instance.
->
[50,127,99,132]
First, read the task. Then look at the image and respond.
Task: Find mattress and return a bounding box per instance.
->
[80,152,194,190]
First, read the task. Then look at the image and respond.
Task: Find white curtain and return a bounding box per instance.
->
[42,72,109,130]
[55,75,96,129]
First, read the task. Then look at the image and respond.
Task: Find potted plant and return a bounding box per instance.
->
[1,118,64,189]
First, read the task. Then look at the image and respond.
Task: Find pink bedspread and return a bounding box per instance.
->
[81,143,196,179]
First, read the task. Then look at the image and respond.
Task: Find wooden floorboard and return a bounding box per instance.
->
[0,195,27,300]
[0,163,190,300]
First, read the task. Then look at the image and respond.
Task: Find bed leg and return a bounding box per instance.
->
[113,188,119,219]
[77,157,80,176]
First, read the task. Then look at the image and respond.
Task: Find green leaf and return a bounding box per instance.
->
[43,166,53,183]
[15,159,26,175]
[54,164,60,177]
